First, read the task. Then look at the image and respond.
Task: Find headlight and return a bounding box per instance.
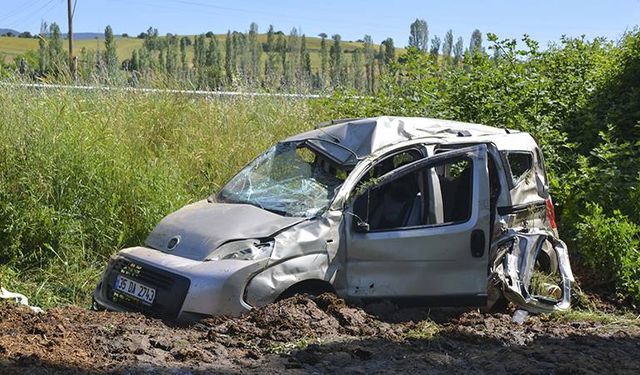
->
[207,239,275,261]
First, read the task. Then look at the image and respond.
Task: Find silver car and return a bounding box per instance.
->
[93,117,573,320]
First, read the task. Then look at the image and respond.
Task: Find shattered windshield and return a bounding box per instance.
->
[218,141,346,217]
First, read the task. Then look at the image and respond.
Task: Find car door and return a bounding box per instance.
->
[344,144,491,304]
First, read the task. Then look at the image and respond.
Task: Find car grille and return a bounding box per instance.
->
[103,258,190,320]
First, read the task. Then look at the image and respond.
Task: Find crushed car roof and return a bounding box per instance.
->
[285,116,521,165]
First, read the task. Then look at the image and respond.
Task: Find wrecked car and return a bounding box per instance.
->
[93,116,573,320]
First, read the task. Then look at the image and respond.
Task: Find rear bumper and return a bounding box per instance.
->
[93,246,267,320]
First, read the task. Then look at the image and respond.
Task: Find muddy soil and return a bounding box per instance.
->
[1,294,639,374]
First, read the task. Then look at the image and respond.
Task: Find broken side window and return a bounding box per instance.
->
[354,149,423,194]
[352,155,473,232]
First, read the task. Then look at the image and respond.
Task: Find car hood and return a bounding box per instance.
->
[145,200,305,261]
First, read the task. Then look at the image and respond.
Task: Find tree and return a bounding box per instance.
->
[129,49,139,71]
[430,35,441,62]
[300,34,312,82]
[38,21,48,73]
[377,43,385,76]
[79,46,96,77]
[408,19,429,52]
[18,31,32,38]
[319,33,328,87]
[330,34,343,87]
[180,36,189,70]
[142,27,159,51]
[48,23,66,74]
[470,29,483,55]
[453,36,464,65]
[206,36,222,88]
[193,34,206,70]
[137,47,150,73]
[351,48,365,91]
[232,31,248,84]
[383,37,395,65]
[104,25,118,73]
[287,28,301,85]
[165,34,179,75]
[224,30,234,84]
[442,30,454,64]
[266,25,275,52]
[276,33,287,86]
[248,22,261,85]
[363,35,375,93]
[264,25,278,87]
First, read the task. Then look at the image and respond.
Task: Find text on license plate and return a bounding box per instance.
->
[115,274,156,304]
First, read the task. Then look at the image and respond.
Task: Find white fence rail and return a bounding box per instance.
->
[0,82,329,99]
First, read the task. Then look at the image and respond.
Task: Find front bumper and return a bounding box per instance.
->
[93,246,268,320]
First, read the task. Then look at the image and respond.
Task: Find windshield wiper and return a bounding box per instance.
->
[245,198,289,217]
[262,207,289,216]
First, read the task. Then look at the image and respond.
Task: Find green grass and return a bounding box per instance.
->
[0,85,326,308]
[549,309,640,327]
[403,320,440,340]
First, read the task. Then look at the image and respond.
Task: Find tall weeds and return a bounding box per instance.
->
[0,86,323,307]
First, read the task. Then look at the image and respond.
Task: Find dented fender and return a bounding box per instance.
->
[243,210,342,307]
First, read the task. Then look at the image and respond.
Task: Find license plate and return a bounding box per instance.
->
[114,274,156,304]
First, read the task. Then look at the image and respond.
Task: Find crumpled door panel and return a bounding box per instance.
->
[490,229,574,313]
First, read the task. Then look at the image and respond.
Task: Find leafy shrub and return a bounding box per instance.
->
[326,30,640,306]
[576,203,640,305]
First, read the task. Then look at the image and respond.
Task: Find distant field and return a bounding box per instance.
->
[0,33,402,67]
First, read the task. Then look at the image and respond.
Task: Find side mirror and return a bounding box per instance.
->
[350,189,371,233]
[356,220,370,232]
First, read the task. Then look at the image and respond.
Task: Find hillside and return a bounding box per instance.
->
[0,28,21,36]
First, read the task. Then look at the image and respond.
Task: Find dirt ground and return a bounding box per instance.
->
[1,294,639,374]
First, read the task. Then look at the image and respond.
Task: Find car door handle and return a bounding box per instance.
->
[470,230,485,258]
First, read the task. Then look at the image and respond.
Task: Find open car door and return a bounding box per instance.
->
[344,144,491,305]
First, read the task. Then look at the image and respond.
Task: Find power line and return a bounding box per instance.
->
[121,0,402,37]
[4,0,60,31]
[0,0,48,25]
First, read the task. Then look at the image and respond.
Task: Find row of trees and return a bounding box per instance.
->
[408,19,483,64]
[120,23,400,92]
[0,31,34,38]
[7,20,487,93]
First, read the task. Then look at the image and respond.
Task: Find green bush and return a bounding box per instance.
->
[576,203,640,305]
[326,30,640,306]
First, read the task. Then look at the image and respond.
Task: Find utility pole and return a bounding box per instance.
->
[67,0,77,80]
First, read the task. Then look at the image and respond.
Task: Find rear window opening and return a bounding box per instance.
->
[505,151,533,185]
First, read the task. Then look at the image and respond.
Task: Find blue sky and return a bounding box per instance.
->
[1,0,639,46]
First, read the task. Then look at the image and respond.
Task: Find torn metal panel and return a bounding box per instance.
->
[285,116,518,165]
[0,287,43,313]
[490,229,574,313]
